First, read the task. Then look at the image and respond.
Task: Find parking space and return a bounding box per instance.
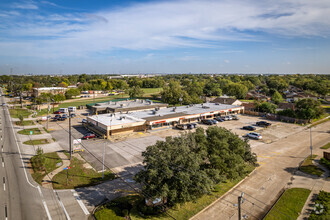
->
[48,113,303,174]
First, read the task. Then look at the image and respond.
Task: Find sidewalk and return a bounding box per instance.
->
[42,151,70,189]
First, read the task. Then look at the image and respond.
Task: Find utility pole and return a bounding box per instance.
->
[238,192,244,220]
[102,139,106,179]
[69,109,72,160]
[46,98,50,129]
[310,126,313,158]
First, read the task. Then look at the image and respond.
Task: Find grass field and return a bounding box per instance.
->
[9,108,31,118]
[15,120,35,126]
[321,142,330,149]
[30,152,62,184]
[18,128,41,135]
[52,155,115,189]
[299,155,324,177]
[95,164,255,220]
[23,139,50,145]
[37,88,163,116]
[264,188,310,220]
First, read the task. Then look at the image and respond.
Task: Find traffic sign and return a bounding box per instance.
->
[30,131,33,135]
[63,166,71,170]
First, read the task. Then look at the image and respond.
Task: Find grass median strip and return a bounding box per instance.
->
[30,152,62,185]
[299,155,324,177]
[15,120,35,126]
[321,142,330,149]
[18,128,41,135]
[9,108,31,118]
[23,139,50,145]
[264,188,311,220]
[52,155,115,189]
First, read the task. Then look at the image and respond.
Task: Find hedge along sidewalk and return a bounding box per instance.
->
[42,151,70,189]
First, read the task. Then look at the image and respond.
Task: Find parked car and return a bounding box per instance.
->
[82,119,87,123]
[53,114,61,120]
[202,119,213,125]
[59,116,67,121]
[176,124,188,130]
[232,115,239,120]
[186,123,197,129]
[70,113,76,118]
[190,123,197,128]
[53,110,63,114]
[83,133,96,139]
[246,132,262,140]
[242,126,256,131]
[215,117,224,122]
[256,121,271,127]
[222,115,232,121]
[211,119,218,124]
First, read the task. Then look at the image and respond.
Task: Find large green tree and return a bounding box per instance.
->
[127,86,144,98]
[295,98,324,119]
[271,90,283,104]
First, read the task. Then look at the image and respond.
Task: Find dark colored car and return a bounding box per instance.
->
[202,119,213,125]
[190,123,197,128]
[210,119,218,124]
[215,117,224,122]
[176,124,187,130]
[59,115,67,121]
[70,113,76,118]
[53,110,64,114]
[83,133,96,139]
[53,114,61,121]
[242,126,256,131]
[256,121,271,127]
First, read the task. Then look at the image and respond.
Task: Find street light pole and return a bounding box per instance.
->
[238,192,244,220]
[47,98,50,129]
[69,109,72,160]
[310,126,313,158]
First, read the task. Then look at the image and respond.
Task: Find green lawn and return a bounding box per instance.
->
[9,108,31,118]
[309,191,330,220]
[264,188,311,220]
[30,152,62,184]
[299,155,324,176]
[141,88,163,95]
[15,120,35,126]
[52,155,115,189]
[95,164,255,220]
[239,99,255,103]
[43,127,50,133]
[18,128,41,135]
[23,139,50,145]
[321,142,330,149]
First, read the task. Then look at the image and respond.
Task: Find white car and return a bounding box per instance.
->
[246,132,262,140]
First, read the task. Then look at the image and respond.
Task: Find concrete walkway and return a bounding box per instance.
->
[296,159,330,220]
[41,151,70,189]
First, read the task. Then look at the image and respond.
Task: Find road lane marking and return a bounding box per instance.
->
[54,190,71,220]
[42,200,52,220]
[1,157,3,168]
[72,190,90,215]
[3,177,5,191]
[5,108,53,220]
[5,205,8,220]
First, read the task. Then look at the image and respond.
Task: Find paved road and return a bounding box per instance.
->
[191,120,330,220]
[0,95,52,220]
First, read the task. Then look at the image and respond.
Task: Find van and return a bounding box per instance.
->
[68,106,76,112]
[59,108,68,113]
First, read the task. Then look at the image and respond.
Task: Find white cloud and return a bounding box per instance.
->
[11,1,38,10]
[224,60,230,64]
[1,0,330,58]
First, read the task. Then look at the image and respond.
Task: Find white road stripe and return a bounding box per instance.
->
[54,190,71,220]
[5,108,52,220]
[42,200,52,220]
[72,190,90,215]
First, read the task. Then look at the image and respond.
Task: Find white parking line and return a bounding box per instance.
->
[71,190,90,215]
[54,190,71,220]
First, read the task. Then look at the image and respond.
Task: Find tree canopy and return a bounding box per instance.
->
[135,127,256,204]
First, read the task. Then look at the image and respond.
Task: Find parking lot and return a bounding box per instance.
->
[44,110,304,176]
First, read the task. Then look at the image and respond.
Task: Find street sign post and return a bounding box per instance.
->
[30,131,33,135]
[63,166,71,185]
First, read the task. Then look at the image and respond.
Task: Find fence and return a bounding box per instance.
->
[244,110,310,124]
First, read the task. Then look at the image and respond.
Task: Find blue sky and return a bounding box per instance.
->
[0,0,330,74]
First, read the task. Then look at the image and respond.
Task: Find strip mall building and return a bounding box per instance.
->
[87,102,244,139]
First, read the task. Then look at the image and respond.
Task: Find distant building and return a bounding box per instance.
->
[33,87,67,97]
[211,97,242,106]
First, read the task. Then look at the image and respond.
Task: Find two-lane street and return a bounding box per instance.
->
[0,94,50,220]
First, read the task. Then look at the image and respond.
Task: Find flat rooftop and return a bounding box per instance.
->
[94,99,166,109]
[89,103,243,127]
[88,114,145,126]
[33,87,66,91]
[128,103,243,121]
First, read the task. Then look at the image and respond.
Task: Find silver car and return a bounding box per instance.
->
[246,132,262,140]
